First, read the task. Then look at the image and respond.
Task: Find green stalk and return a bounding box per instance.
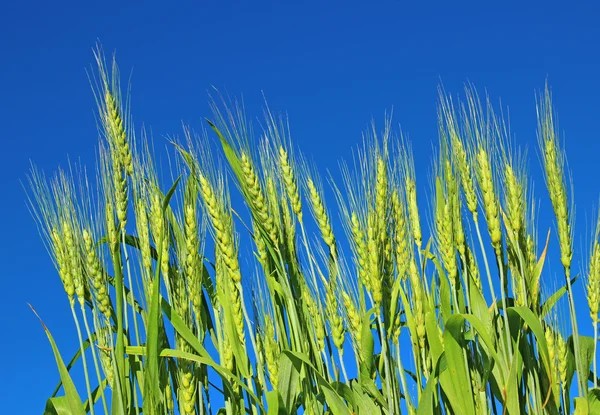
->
[111,243,127,409]
[71,306,95,415]
[237,283,267,414]
[460,254,472,313]
[594,321,598,389]
[473,217,496,303]
[121,231,141,415]
[496,254,513,361]
[122,231,141,347]
[195,315,206,415]
[80,304,109,415]
[395,341,413,414]
[565,268,585,397]
[299,218,320,299]
[376,313,394,415]
[337,348,348,383]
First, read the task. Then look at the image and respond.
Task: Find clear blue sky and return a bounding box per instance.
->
[2,1,600,412]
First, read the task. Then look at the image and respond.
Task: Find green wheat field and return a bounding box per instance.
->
[28,51,600,414]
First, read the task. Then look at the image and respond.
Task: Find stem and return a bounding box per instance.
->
[417,246,429,295]
[337,348,349,383]
[299,218,320,293]
[461,253,472,313]
[473,216,496,303]
[121,231,141,415]
[238,283,268,394]
[71,305,95,415]
[122,231,141,347]
[497,254,513,361]
[112,244,127,405]
[131,369,140,415]
[595,322,598,389]
[376,313,394,415]
[474,217,509,367]
[321,348,333,381]
[195,315,206,415]
[396,341,413,414]
[566,267,585,397]
[80,304,109,415]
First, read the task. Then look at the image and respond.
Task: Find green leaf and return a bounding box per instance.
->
[143,223,167,413]
[588,388,600,413]
[218,279,251,377]
[540,274,579,319]
[569,335,595,393]
[162,175,182,211]
[441,315,477,415]
[331,382,356,410]
[44,397,72,415]
[417,352,444,415]
[160,301,266,412]
[359,309,375,377]
[266,390,282,415]
[469,280,493,346]
[424,310,443,364]
[278,351,302,413]
[574,397,589,414]
[126,343,266,412]
[207,119,245,182]
[283,350,352,415]
[30,305,85,415]
[50,332,96,397]
[350,381,382,415]
[504,332,523,415]
[507,307,553,384]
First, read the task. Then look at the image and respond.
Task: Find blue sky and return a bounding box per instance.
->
[2,1,600,412]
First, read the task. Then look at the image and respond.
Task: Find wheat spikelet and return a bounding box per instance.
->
[303,286,325,351]
[409,258,425,349]
[342,292,362,353]
[101,76,133,176]
[149,191,169,284]
[367,217,382,305]
[198,172,241,284]
[453,136,478,216]
[326,282,345,350]
[350,212,369,288]
[405,176,422,249]
[476,148,502,253]
[137,199,153,272]
[545,326,557,379]
[96,320,114,388]
[279,146,302,220]
[307,177,336,257]
[436,162,458,285]
[391,191,410,281]
[178,365,196,415]
[587,242,600,322]
[263,316,280,387]
[557,333,568,389]
[539,93,572,271]
[375,157,388,243]
[83,228,110,318]
[240,152,278,244]
[440,89,479,217]
[504,163,525,236]
[183,201,203,316]
[51,226,76,304]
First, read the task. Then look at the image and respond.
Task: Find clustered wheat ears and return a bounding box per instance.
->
[28,52,600,415]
